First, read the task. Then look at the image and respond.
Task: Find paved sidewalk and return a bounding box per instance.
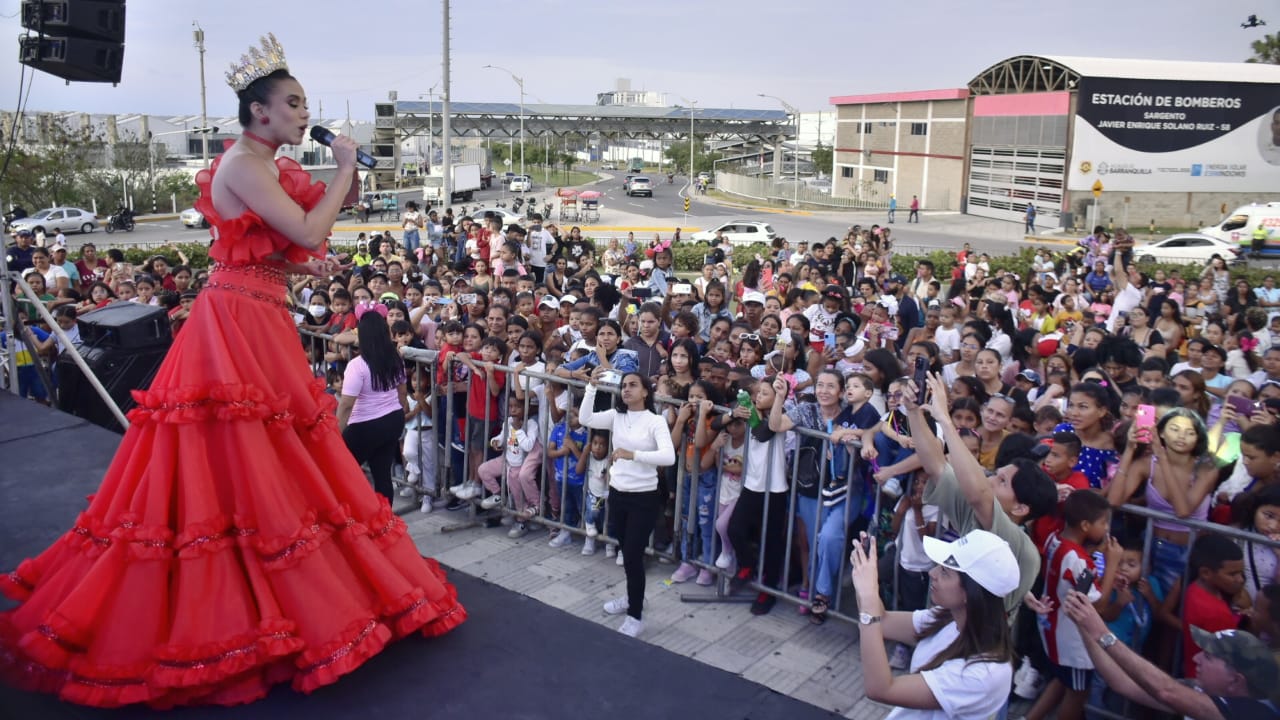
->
[404,504,890,719]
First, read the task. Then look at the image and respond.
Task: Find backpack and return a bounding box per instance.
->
[793,430,824,498]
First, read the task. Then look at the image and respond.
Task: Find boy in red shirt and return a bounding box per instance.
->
[1032,431,1092,551]
[1182,534,1249,679]
[452,336,508,499]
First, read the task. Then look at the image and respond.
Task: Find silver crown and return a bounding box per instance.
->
[225,33,288,93]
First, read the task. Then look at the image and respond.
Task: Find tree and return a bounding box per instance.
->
[1247,33,1280,63]
[810,142,833,178]
[0,116,100,210]
[663,144,722,176]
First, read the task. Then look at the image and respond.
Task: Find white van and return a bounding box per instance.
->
[1199,202,1280,247]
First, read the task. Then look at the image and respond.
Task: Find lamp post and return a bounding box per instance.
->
[678,96,697,194]
[418,84,439,171]
[758,93,800,208]
[193,21,209,169]
[148,128,208,213]
[484,64,525,179]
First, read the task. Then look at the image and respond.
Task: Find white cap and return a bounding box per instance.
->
[559,294,579,305]
[742,290,766,305]
[922,529,1019,597]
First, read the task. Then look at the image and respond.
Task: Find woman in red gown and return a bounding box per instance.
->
[0,36,465,708]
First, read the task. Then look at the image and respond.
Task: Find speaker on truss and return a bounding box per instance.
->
[19,0,126,84]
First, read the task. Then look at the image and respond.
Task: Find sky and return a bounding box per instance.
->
[1,0,1274,121]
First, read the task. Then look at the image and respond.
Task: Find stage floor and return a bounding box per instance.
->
[0,394,849,720]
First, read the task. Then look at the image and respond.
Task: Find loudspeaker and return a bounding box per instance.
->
[56,341,169,432]
[20,1,126,85]
[57,301,170,431]
[77,301,171,349]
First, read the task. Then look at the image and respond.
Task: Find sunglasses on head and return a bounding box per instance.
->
[738,333,760,341]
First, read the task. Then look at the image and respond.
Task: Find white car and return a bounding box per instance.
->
[9,207,98,235]
[509,175,533,192]
[463,207,523,226]
[625,176,653,197]
[690,221,777,246]
[180,208,208,229]
[1132,233,1245,266]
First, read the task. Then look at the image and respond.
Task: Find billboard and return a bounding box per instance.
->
[1068,77,1280,192]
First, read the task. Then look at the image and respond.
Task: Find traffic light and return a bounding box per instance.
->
[20,1,126,84]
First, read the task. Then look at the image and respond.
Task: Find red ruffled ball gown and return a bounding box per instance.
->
[0,154,466,708]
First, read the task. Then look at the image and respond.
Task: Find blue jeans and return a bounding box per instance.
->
[1151,537,1188,591]
[795,495,850,599]
[559,479,584,529]
[678,470,718,565]
[873,433,915,478]
[403,228,421,257]
[584,490,607,534]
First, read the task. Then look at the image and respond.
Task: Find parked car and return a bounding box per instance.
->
[602,162,617,171]
[180,208,209,229]
[509,175,533,193]
[463,206,523,226]
[690,221,777,245]
[9,207,98,235]
[1132,232,1246,266]
[625,176,653,197]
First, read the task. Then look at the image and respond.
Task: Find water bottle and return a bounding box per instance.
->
[736,389,762,428]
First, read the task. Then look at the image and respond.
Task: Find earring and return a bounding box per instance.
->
[261,117,270,125]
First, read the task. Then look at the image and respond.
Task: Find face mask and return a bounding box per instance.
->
[309,305,328,317]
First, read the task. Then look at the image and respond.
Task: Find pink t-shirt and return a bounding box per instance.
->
[342,356,404,424]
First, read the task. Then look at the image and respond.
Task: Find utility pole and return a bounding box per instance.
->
[758,94,800,207]
[193,22,209,168]
[442,0,452,208]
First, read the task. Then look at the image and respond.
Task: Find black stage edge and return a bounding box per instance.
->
[0,394,841,720]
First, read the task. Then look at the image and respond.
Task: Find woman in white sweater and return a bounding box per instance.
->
[580,369,676,638]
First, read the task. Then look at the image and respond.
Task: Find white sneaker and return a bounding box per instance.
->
[449,482,468,497]
[603,596,629,615]
[604,543,616,558]
[480,495,502,511]
[585,524,598,538]
[507,521,529,539]
[454,482,481,501]
[618,616,644,638]
[549,530,574,548]
[714,552,734,569]
[615,550,625,566]
[419,497,435,514]
[882,477,903,499]
[399,485,417,498]
[581,537,597,555]
[1013,658,1044,700]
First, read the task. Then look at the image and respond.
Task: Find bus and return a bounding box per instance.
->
[628,157,644,174]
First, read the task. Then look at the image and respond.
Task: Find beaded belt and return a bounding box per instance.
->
[206,262,289,309]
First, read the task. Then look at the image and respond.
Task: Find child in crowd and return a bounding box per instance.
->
[451,336,508,499]
[1232,484,1280,603]
[1031,432,1090,551]
[403,368,438,513]
[933,305,961,362]
[474,400,542,536]
[708,413,747,571]
[1181,533,1248,679]
[546,404,588,549]
[0,307,54,402]
[1026,490,1121,720]
[670,384,720,586]
[581,430,611,556]
[882,472,938,669]
[1215,424,1280,512]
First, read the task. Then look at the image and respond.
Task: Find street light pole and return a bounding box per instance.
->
[484,65,525,179]
[759,93,800,208]
[678,96,697,193]
[193,22,209,168]
[419,84,439,172]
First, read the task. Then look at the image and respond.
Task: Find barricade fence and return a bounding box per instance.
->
[298,324,1280,667]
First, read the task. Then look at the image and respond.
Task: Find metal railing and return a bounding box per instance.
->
[714,171,891,210]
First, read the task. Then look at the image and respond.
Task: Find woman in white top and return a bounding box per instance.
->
[579,371,675,638]
[401,200,424,261]
[850,529,1017,720]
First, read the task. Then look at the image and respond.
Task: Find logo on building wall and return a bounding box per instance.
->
[1079,161,1093,174]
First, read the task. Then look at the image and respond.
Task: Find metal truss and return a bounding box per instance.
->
[968,55,1081,96]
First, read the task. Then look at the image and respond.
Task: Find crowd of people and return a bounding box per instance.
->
[6,211,1280,719]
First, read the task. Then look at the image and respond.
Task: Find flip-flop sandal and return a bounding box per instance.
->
[809,595,829,625]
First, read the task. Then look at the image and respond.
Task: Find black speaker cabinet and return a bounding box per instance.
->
[56,341,168,432]
[77,301,171,349]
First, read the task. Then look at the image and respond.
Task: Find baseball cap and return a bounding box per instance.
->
[742,290,766,305]
[922,529,1019,597]
[559,294,578,305]
[885,273,907,286]
[14,228,33,237]
[1016,369,1042,385]
[1189,626,1279,699]
[539,295,559,310]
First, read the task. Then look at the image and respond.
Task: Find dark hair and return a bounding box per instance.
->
[1070,380,1120,422]
[1052,431,1082,458]
[862,349,901,394]
[1241,424,1280,455]
[950,396,983,420]
[1063,488,1111,527]
[480,335,509,360]
[616,372,657,413]
[1138,356,1169,375]
[1155,407,1208,457]
[237,68,295,127]
[1188,533,1243,575]
[1150,386,1180,409]
[954,376,989,406]
[667,337,702,380]
[389,319,414,336]
[1009,458,1058,521]
[1231,483,1280,528]
[106,248,125,262]
[917,572,1013,672]
[356,311,403,392]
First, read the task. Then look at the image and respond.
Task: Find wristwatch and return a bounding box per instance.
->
[1098,632,1118,649]
[859,612,882,626]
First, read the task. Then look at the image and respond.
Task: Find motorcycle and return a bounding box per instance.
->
[542,200,553,218]
[667,173,674,184]
[525,198,539,220]
[512,196,525,213]
[103,208,136,234]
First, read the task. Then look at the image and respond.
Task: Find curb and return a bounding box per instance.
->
[697,195,814,216]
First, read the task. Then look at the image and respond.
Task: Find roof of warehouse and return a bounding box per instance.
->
[394,101,789,120]
[1025,55,1280,83]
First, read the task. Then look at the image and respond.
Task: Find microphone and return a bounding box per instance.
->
[309,125,378,169]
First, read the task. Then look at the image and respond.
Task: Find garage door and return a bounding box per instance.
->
[966,146,1065,226]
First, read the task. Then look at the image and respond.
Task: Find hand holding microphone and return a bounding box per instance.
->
[309,125,377,170]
